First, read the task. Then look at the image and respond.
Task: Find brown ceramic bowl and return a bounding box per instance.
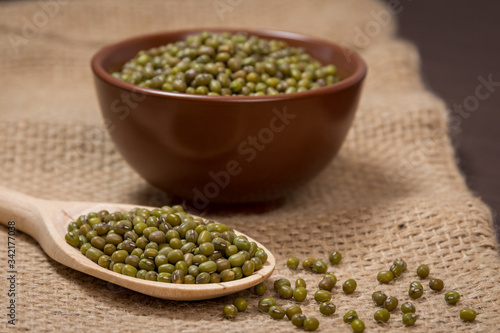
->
[91,28,366,208]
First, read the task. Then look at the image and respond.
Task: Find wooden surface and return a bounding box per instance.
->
[382,0,500,236]
[0,186,275,300]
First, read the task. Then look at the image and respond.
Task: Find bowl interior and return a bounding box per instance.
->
[95,28,365,95]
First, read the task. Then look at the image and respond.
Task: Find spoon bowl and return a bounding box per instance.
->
[0,187,275,300]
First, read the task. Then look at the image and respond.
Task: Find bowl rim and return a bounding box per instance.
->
[91,28,367,103]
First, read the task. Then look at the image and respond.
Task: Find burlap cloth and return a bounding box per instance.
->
[1,0,499,332]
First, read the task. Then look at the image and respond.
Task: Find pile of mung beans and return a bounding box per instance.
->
[223,252,477,332]
[65,205,267,284]
[65,208,477,330]
[111,31,341,96]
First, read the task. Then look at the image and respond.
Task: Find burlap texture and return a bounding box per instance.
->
[0,0,499,332]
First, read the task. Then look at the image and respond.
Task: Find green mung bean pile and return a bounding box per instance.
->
[65,205,267,284]
[221,254,477,332]
[65,205,477,330]
[111,31,340,96]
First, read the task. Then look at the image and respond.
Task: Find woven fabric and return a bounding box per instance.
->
[0,0,499,332]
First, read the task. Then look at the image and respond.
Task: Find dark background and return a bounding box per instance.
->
[382,0,500,237]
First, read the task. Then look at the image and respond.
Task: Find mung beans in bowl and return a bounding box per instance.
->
[91,29,367,205]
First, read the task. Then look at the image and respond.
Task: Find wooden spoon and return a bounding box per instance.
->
[0,187,275,300]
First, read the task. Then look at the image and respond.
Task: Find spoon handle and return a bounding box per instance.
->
[0,186,44,237]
